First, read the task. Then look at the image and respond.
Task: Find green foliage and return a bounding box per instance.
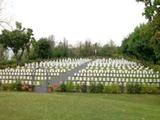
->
[1,84,10,91]
[0,82,23,91]
[15,82,23,91]
[122,1,160,65]
[151,32,160,61]
[136,0,160,21]
[33,38,53,59]
[88,83,97,93]
[99,40,119,57]
[66,81,75,92]
[122,24,155,62]
[141,84,159,94]
[0,22,34,65]
[126,83,142,94]
[75,84,81,92]
[88,83,104,93]
[96,83,104,93]
[53,42,66,58]
[1,83,16,91]
[60,82,67,92]
[81,83,87,93]
[104,84,120,94]
[52,39,69,58]
[0,44,6,61]
[0,60,17,69]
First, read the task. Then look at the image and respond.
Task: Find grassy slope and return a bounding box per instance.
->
[0,92,160,120]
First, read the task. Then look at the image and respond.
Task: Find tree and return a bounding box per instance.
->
[80,40,93,57]
[100,40,118,57]
[121,23,156,62]
[92,42,101,56]
[63,38,69,57]
[48,35,55,50]
[151,32,160,62]
[35,38,52,59]
[0,22,34,65]
[136,0,160,21]
[53,41,65,58]
[0,44,5,61]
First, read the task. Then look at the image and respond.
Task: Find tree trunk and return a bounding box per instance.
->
[14,49,24,66]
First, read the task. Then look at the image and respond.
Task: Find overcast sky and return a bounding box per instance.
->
[9,0,147,46]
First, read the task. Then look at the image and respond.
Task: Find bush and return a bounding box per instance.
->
[75,84,81,92]
[0,82,23,91]
[66,81,75,92]
[58,82,159,94]
[89,83,97,93]
[60,82,67,92]
[134,84,142,94]
[81,83,87,93]
[0,60,17,69]
[126,83,142,94]
[1,84,13,91]
[9,83,17,91]
[96,83,104,93]
[15,82,23,91]
[104,84,120,94]
[141,84,159,94]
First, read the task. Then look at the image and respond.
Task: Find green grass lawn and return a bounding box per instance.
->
[0,92,160,120]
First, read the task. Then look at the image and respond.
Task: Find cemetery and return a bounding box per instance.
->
[0,0,160,120]
[68,58,160,85]
[0,58,159,94]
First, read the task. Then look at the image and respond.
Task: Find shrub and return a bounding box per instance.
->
[110,84,120,94]
[141,84,159,94]
[75,84,81,92]
[15,82,23,91]
[0,60,17,69]
[8,83,17,91]
[104,84,120,94]
[126,84,134,94]
[126,83,142,94]
[104,85,111,93]
[0,82,23,91]
[89,83,97,93]
[96,83,104,93]
[66,81,75,92]
[134,84,142,94]
[81,83,87,93]
[2,84,11,91]
[60,82,67,92]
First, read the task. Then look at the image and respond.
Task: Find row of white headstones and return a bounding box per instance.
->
[0,58,91,85]
[68,58,160,86]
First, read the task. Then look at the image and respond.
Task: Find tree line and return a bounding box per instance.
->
[0,22,121,66]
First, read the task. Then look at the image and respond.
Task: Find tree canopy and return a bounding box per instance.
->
[0,22,34,65]
[136,0,160,21]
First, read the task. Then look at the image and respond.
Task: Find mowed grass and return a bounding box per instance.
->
[0,92,160,120]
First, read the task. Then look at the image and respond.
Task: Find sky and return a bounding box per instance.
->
[7,0,147,46]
